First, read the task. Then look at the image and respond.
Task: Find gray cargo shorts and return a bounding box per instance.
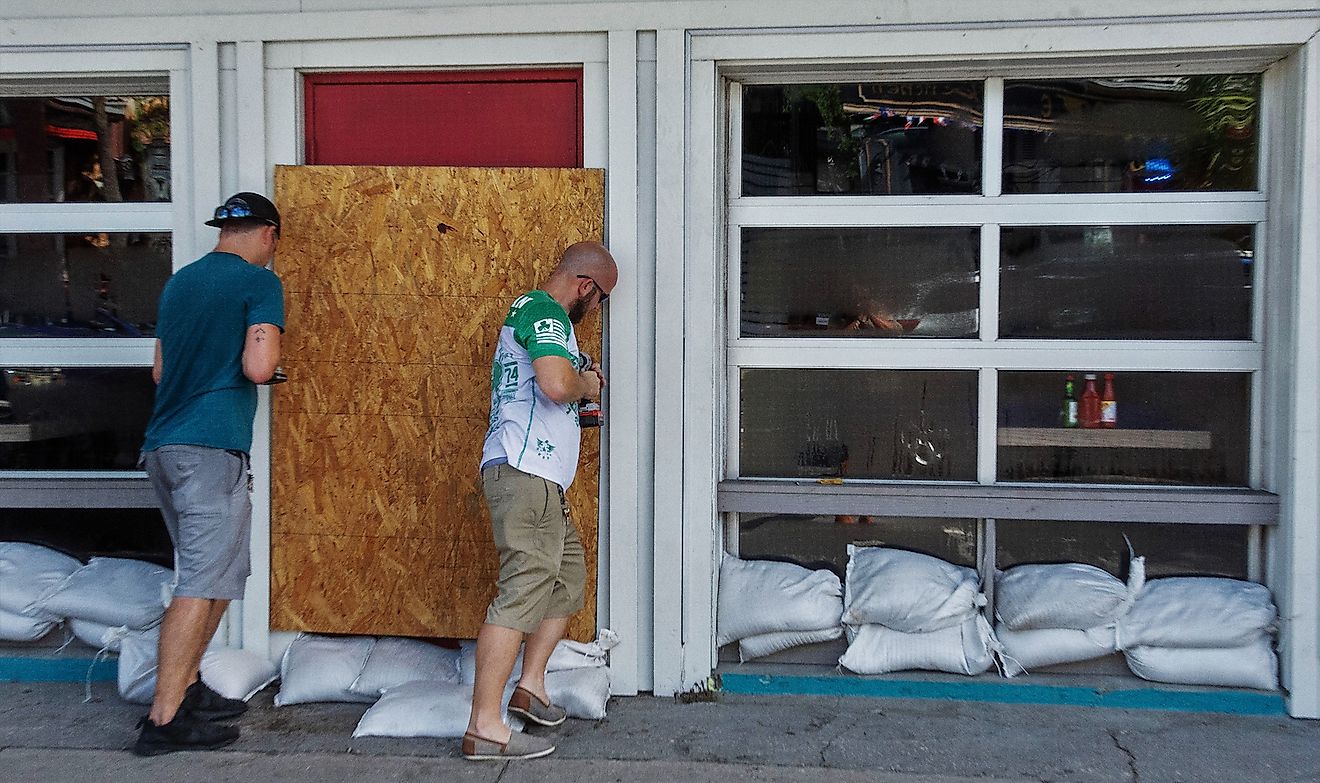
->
[141,444,253,601]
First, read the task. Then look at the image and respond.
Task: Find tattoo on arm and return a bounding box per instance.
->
[254,326,266,343]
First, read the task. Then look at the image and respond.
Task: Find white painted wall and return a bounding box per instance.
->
[2,0,1318,716]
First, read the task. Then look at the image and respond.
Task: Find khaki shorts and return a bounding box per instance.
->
[481,463,586,634]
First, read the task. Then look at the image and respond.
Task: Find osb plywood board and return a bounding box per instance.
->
[272,164,603,641]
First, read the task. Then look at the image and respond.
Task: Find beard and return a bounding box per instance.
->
[567,294,593,324]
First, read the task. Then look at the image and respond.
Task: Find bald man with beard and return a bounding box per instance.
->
[463,241,617,761]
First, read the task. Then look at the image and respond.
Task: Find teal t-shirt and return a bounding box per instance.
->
[142,251,285,454]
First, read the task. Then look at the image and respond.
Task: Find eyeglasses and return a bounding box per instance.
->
[577,274,609,303]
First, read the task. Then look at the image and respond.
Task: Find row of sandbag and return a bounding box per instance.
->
[273,629,619,738]
[995,559,1278,690]
[0,542,173,644]
[717,548,1279,690]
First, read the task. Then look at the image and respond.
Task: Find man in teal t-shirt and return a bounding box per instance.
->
[135,193,285,757]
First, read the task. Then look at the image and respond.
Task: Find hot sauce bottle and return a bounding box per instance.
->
[1080,373,1101,429]
[1100,372,1118,429]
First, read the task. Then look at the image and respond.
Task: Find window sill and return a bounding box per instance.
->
[717,479,1278,525]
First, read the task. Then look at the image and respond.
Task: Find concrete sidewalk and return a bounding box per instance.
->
[1,681,1317,783]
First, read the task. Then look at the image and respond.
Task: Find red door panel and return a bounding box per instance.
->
[305,69,583,167]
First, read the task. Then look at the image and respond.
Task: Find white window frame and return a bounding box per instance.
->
[0,48,190,488]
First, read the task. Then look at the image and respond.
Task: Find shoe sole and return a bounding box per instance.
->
[507,706,566,728]
[132,734,239,757]
[463,745,556,761]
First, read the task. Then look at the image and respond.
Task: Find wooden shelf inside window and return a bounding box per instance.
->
[0,418,86,444]
[997,427,1212,450]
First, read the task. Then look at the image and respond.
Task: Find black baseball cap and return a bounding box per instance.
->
[205,191,281,230]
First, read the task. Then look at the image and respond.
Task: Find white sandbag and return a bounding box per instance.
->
[839,615,995,676]
[459,639,524,686]
[118,626,162,704]
[738,626,844,662]
[545,665,610,719]
[547,628,620,672]
[0,542,82,620]
[995,561,1138,631]
[842,546,983,632]
[995,624,1120,677]
[274,633,378,706]
[31,557,172,630]
[1122,577,1276,649]
[349,637,461,697]
[352,680,523,738]
[716,556,843,646]
[69,619,122,651]
[201,648,280,701]
[0,607,56,642]
[1125,639,1279,691]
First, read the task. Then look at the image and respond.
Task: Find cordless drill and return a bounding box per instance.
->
[578,352,602,428]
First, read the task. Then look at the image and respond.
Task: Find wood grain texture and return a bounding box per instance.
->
[272,165,604,641]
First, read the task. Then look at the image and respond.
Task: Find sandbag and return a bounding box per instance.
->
[545,665,610,719]
[118,627,161,704]
[995,561,1140,631]
[0,607,55,642]
[274,633,378,706]
[843,546,982,632]
[738,626,844,662]
[69,619,121,651]
[995,624,1119,677]
[0,542,82,620]
[350,637,461,697]
[839,615,995,676]
[548,628,620,672]
[202,648,280,701]
[352,680,523,738]
[1122,577,1276,649]
[716,556,842,646]
[31,557,172,630]
[1125,639,1278,691]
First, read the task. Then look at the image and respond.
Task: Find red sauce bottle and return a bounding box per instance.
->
[1080,373,1101,429]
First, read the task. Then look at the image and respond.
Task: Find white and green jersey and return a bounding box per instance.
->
[481,289,583,489]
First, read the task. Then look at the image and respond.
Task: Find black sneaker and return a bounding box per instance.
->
[182,679,248,721]
[132,713,240,756]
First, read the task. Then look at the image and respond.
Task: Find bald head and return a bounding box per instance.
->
[543,241,617,323]
[551,241,617,291]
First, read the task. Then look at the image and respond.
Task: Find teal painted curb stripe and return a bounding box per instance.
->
[720,672,1285,716]
[0,656,117,683]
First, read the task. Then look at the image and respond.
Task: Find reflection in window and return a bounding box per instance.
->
[0,232,171,338]
[1003,75,1260,193]
[741,369,978,481]
[0,367,156,470]
[741,227,979,338]
[738,513,977,578]
[0,508,171,566]
[997,519,1248,580]
[0,96,171,203]
[997,371,1250,486]
[1000,225,1253,340]
[742,82,984,195]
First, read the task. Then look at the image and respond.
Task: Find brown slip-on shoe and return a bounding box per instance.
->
[462,730,556,761]
[507,686,568,727]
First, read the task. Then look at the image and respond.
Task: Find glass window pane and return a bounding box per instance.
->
[0,507,170,565]
[738,513,978,578]
[0,367,156,470]
[1000,225,1253,340]
[742,82,984,196]
[0,96,171,202]
[741,227,979,338]
[741,369,978,481]
[996,519,1248,580]
[0,232,171,337]
[1002,75,1260,193]
[997,371,1250,486]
